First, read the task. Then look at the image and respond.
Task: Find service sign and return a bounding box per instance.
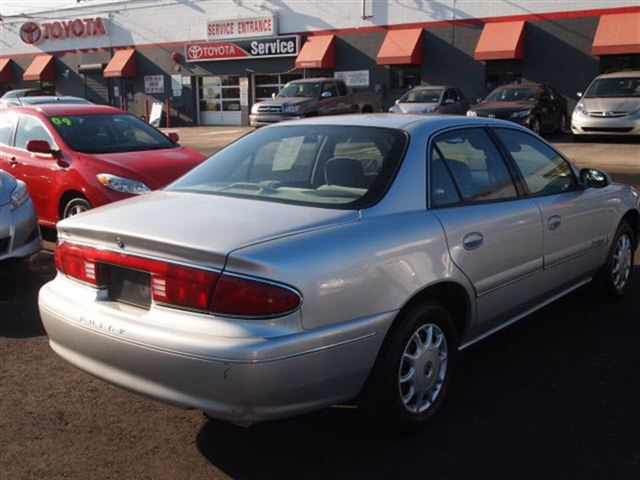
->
[19,17,107,45]
[186,35,299,62]
[207,15,277,41]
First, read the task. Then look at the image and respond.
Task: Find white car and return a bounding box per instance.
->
[571,70,640,139]
[0,171,41,261]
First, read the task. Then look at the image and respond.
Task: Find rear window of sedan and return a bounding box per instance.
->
[168,125,408,209]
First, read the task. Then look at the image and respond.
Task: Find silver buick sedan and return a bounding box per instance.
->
[39,115,639,431]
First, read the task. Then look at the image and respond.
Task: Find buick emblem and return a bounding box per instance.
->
[116,237,125,249]
[605,111,614,117]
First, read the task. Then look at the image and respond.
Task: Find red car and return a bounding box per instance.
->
[0,104,206,227]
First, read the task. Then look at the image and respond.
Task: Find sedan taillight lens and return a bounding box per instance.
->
[54,242,301,317]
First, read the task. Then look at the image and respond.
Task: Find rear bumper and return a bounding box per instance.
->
[0,198,41,261]
[39,275,393,424]
[571,113,640,136]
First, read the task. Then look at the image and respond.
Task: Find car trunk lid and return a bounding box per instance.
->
[56,191,360,271]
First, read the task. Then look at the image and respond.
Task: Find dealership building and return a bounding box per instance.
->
[0,0,638,126]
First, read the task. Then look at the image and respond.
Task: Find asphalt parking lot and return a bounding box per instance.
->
[1,131,639,479]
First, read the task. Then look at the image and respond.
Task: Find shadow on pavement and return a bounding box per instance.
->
[197,267,640,479]
[0,252,55,338]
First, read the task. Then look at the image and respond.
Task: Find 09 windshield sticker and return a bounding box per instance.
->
[50,117,73,127]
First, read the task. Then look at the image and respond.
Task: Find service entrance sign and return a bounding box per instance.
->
[186,35,299,62]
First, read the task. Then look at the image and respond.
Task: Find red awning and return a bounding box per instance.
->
[23,55,55,82]
[474,21,525,61]
[295,35,335,69]
[104,49,137,78]
[592,12,640,55]
[376,28,423,65]
[0,58,12,84]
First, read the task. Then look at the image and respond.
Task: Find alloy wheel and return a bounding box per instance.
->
[398,323,448,414]
[612,233,633,290]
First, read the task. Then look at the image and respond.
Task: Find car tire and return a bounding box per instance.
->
[358,301,458,432]
[530,116,542,135]
[557,113,567,133]
[63,197,92,219]
[593,221,636,300]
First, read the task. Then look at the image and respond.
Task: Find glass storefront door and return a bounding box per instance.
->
[198,75,241,125]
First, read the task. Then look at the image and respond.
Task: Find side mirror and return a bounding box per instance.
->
[321,91,332,98]
[26,139,55,155]
[395,99,400,104]
[444,98,455,105]
[271,92,276,99]
[166,132,179,142]
[576,92,582,98]
[580,168,610,189]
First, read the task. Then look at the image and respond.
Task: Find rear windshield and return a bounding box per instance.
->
[47,113,175,153]
[585,77,640,98]
[399,88,442,103]
[485,87,539,102]
[168,125,408,209]
[278,82,320,98]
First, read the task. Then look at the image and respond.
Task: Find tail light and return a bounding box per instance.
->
[54,242,301,317]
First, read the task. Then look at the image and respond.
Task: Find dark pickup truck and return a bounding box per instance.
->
[249,77,380,127]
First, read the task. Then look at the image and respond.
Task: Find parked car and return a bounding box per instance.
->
[13,96,93,106]
[389,85,470,115]
[0,170,41,261]
[39,114,639,431]
[249,77,379,127]
[0,104,206,227]
[571,70,640,139]
[0,89,47,107]
[467,83,568,135]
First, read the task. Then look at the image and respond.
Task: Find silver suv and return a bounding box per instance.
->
[571,70,640,138]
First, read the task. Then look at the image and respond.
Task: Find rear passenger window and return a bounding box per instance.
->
[431,148,461,206]
[494,128,575,195]
[432,128,517,204]
[336,81,348,96]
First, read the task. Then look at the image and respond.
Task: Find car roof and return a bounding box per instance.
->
[497,83,544,89]
[272,113,526,133]
[411,85,448,90]
[290,77,335,83]
[597,70,640,78]
[1,88,43,98]
[9,104,124,116]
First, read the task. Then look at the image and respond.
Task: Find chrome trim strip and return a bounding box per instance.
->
[459,277,592,350]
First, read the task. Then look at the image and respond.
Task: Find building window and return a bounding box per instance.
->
[390,65,421,89]
[253,72,304,102]
[599,54,640,73]
[485,60,522,89]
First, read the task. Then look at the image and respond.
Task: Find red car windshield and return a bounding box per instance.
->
[47,113,175,154]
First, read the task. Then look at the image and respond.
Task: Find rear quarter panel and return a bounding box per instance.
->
[225,210,473,331]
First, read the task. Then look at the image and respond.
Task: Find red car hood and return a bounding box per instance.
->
[79,147,206,189]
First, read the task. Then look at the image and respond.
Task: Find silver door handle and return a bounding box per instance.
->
[548,215,562,231]
[463,232,484,250]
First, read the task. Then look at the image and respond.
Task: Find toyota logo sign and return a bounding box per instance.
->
[20,22,42,44]
[188,45,203,60]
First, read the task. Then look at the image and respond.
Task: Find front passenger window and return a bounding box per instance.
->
[15,115,55,150]
[494,128,575,195]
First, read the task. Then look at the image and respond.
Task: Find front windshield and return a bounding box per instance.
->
[168,125,407,209]
[48,113,175,154]
[399,88,442,103]
[277,82,321,98]
[485,87,539,102]
[22,97,91,105]
[585,77,640,98]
